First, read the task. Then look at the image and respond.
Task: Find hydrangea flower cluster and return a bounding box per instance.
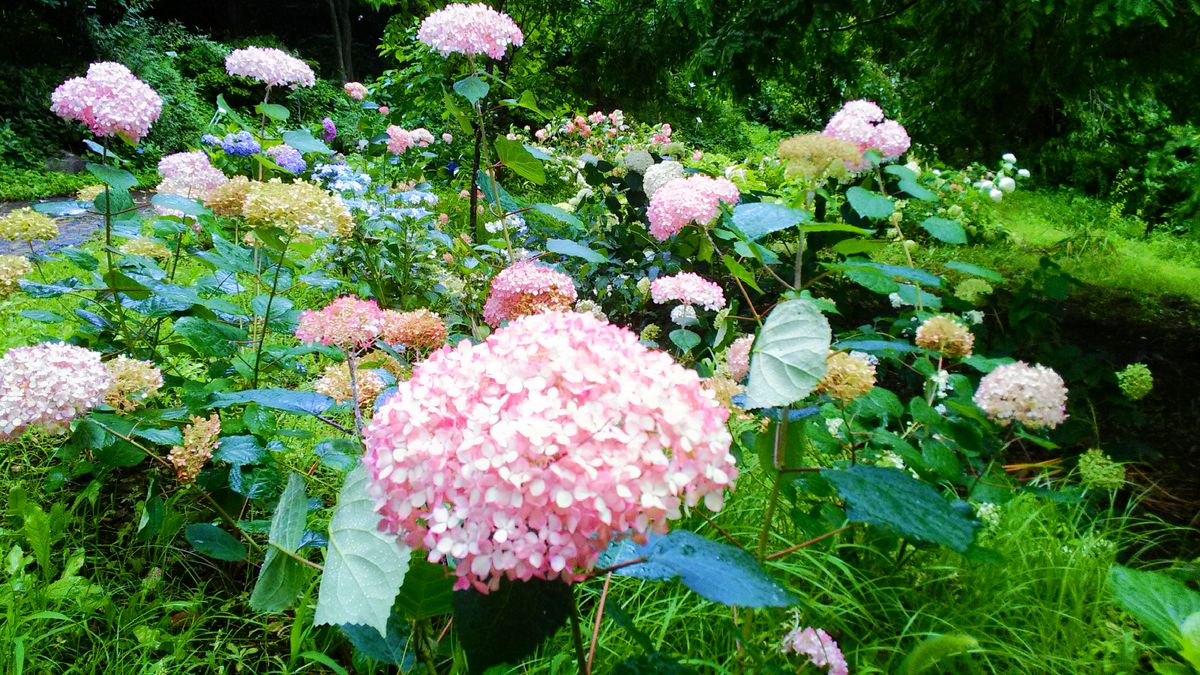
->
[651,122,673,145]
[322,117,337,143]
[726,334,755,382]
[104,356,163,411]
[482,260,578,327]
[203,130,261,156]
[156,151,228,208]
[1115,363,1153,401]
[295,296,385,349]
[646,175,739,240]
[362,311,737,592]
[483,213,527,236]
[650,272,726,311]
[204,175,253,216]
[642,160,685,199]
[0,343,111,440]
[241,179,354,237]
[417,3,524,60]
[168,414,221,483]
[119,238,172,259]
[343,81,368,100]
[385,126,413,154]
[381,308,448,350]
[225,47,315,88]
[1077,448,1125,491]
[777,134,861,181]
[0,207,59,241]
[50,62,163,143]
[818,351,877,404]
[266,144,306,174]
[973,361,1068,429]
[533,110,627,145]
[623,149,654,174]
[313,363,386,407]
[823,99,910,163]
[312,162,372,196]
[0,254,31,295]
[780,623,848,675]
[915,315,975,358]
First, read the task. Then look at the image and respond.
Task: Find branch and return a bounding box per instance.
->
[817,0,919,32]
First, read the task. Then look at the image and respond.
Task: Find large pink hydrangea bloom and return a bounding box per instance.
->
[343,82,368,100]
[646,175,739,241]
[823,99,911,163]
[50,62,163,143]
[385,126,413,154]
[973,361,1068,429]
[295,296,385,349]
[0,343,111,440]
[156,151,228,210]
[225,47,316,89]
[417,3,524,60]
[650,272,726,311]
[363,311,737,592]
[482,260,578,327]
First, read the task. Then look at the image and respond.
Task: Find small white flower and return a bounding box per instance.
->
[975,502,1001,529]
[988,188,1004,202]
[670,304,698,327]
[889,292,905,308]
[825,417,845,437]
[1018,168,1031,178]
[998,176,1016,193]
[964,310,985,325]
[931,369,953,399]
[1002,153,1017,163]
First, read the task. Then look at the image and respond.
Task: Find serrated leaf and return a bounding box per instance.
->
[249,473,311,612]
[544,238,608,263]
[453,75,489,105]
[213,435,268,466]
[172,317,247,357]
[921,217,967,244]
[730,202,812,240]
[495,135,545,184]
[1108,565,1200,650]
[476,170,522,213]
[602,531,798,607]
[339,609,415,667]
[845,186,894,219]
[185,523,248,561]
[132,427,183,446]
[282,129,333,155]
[822,465,978,552]
[85,163,137,191]
[744,298,831,409]
[394,558,454,620]
[314,464,412,637]
[443,87,474,134]
[453,578,572,675]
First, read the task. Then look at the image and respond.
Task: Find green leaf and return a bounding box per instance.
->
[443,88,474,134]
[339,610,415,667]
[531,203,583,228]
[185,523,248,561]
[85,163,137,191]
[208,389,335,416]
[314,465,413,638]
[61,248,99,271]
[213,435,268,466]
[453,75,490,105]
[249,473,312,612]
[898,177,936,201]
[394,558,454,621]
[255,103,290,121]
[898,634,980,674]
[944,261,1004,282]
[282,129,333,155]
[920,217,967,245]
[19,310,66,323]
[544,238,608,263]
[132,427,183,446]
[845,186,894,220]
[1181,613,1200,670]
[476,170,522,213]
[32,200,88,216]
[172,317,247,357]
[822,465,978,552]
[669,329,701,353]
[829,260,942,287]
[744,298,832,409]
[603,531,798,607]
[216,94,251,129]
[494,136,545,184]
[151,193,209,216]
[453,578,572,675]
[1108,565,1200,650]
[722,255,762,293]
[730,202,812,240]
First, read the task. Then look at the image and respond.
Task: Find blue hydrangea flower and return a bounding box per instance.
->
[266,144,306,174]
[221,130,261,156]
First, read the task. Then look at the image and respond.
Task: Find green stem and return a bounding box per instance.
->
[345,349,365,443]
[250,231,293,388]
[757,407,789,560]
[568,584,589,675]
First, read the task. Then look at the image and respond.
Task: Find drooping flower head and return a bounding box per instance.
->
[50,62,162,143]
[169,414,221,483]
[650,272,726,311]
[266,144,306,174]
[0,207,59,242]
[781,622,849,675]
[417,3,525,60]
[0,343,111,440]
[973,361,1068,429]
[225,47,315,89]
[381,309,448,350]
[482,260,578,327]
[823,99,910,164]
[0,255,32,295]
[818,351,877,404]
[363,311,736,593]
[646,175,739,240]
[915,315,975,358]
[343,81,368,100]
[295,296,385,349]
[726,334,755,382]
[104,355,163,411]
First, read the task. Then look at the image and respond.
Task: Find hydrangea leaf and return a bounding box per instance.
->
[207,389,335,416]
[453,75,489,105]
[731,202,812,240]
[150,193,209,216]
[545,237,608,263]
[314,464,412,638]
[339,606,415,667]
[249,473,312,612]
[743,298,831,409]
[495,135,546,184]
[845,186,894,219]
[921,217,967,244]
[282,128,333,155]
[184,523,247,562]
[532,203,583,228]
[85,162,137,191]
[1108,565,1200,651]
[822,464,978,552]
[393,558,455,621]
[254,102,290,121]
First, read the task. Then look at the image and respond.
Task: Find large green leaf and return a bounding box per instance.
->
[185,523,248,561]
[172,317,247,357]
[603,531,798,608]
[730,202,812,240]
[453,75,489,105]
[255,103,290,121]
[339,606,415,667]
[822,465,978,552]
[282,129,333,155]
[85,162,137,191]
[944,261,1004,282]
[476,170,522,213]
[1108,565,1200,650]
[531,202,583,227]
[845,186,894,219]
[208,389,335,416]
[150,193,209,216]
[249,473,312,612]
[545,238,608,264]
[453,578,572,675]
[494,136,545,184]
[394,558,455,621]
[743,298,831,409]
[920,217,967,244]
[314,465,412,638]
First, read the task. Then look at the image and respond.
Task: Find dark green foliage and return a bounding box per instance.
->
[452,578,573,674]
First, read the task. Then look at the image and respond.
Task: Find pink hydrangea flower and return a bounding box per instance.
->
[646,175,739,240]
[727,334,754,382]
[385,126,413,154]
[409,128,435,147]
[483,260,578,327]
[225,47,315,89]
[155,151,227,211]
[823,99,910,164]
[871,120,911,159]
[343,81,368,100]
[50,62,162,143]
[588,111,606,125]
[417,3,524,60]
[650,272,726,311]
[378,105,390,116]
[363,311,737,593]
[442,132,453,144]
[295,296,385,349]
[973,361,1068,429]
[0,343,111,440]
[781,625,849,675]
